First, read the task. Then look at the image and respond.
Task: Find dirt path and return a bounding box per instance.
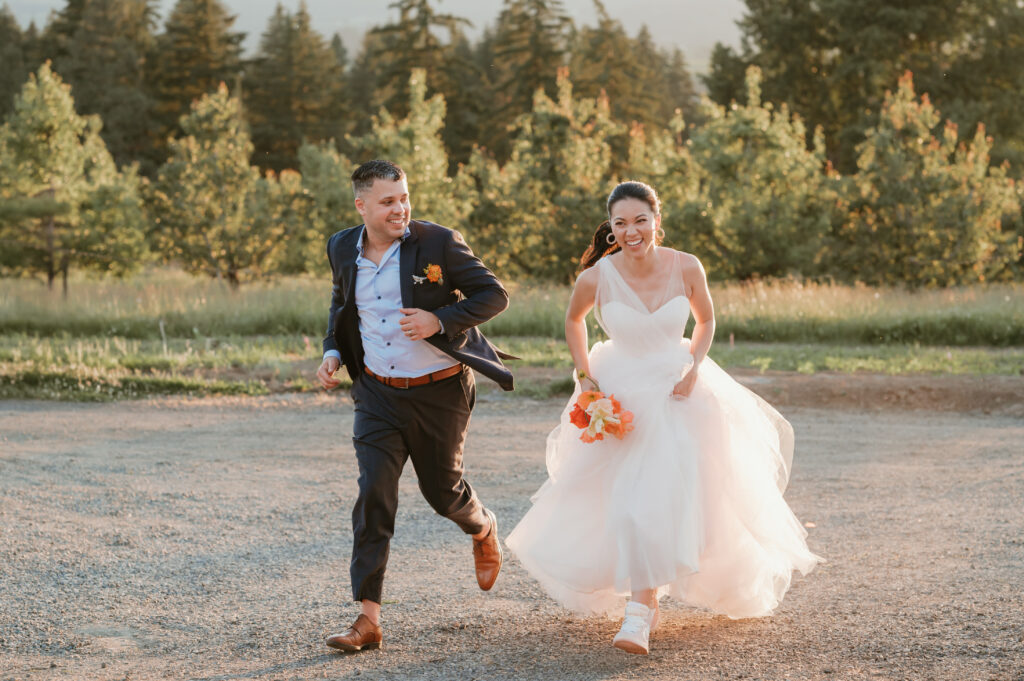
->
[1,383,1022,680]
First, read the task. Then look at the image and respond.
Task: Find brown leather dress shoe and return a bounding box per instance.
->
[473,509,502,591]
[325,614,383,652]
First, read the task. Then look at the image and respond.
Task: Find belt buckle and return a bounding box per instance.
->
[398,376,411,389]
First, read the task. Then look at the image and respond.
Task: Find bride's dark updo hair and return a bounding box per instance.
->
[579,181,662,271]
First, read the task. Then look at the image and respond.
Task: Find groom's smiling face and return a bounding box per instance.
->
[355,177,412,244]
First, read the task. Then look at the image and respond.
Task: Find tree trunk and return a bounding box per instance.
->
[46,214,56,291]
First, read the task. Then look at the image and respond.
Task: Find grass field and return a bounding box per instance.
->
[1,332,1021,401]
[1,272,1022,400]
[2,272,1022,345]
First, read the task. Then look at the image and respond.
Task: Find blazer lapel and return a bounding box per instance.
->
[399,224,419,308]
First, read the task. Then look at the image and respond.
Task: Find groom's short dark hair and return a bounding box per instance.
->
[352,159,405,196]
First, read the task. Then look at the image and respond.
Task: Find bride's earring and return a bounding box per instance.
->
[655,227,666,242]
[606,232,617,245]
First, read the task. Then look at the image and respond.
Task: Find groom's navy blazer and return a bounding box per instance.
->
[322,219,514,391]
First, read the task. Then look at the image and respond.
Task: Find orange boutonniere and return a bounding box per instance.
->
[424,263,443,284]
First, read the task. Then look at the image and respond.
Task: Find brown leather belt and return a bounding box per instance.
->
[364,364,463,389]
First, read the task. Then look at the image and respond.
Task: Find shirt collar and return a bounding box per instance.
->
[356,224,412,255]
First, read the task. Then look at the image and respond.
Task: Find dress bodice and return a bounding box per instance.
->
[595,251,691,355]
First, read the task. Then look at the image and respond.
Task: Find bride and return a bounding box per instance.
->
[505,181,822,655]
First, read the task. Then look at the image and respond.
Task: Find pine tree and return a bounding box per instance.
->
[833,72,1020,286]
[568,2,650,129]
[38,0,88,63]
[53,0,159,168]
[346,30,399,139]
[362,0,482,168]
[660,48,699,127]
[149,84,284,287]
[368,0,471,116]
[465,68,621,281]
[349,69,473,231]
[677,67,836,280]
[0,7,31,122]
[0,63,147,295]
[484,0,573,161]
[244,1,343,172]
[935,2,1024,172]
[291,141,356,275]
[705,0,1023,175]
[147,0,244,168]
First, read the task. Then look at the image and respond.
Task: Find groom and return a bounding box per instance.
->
[316,159,514,652]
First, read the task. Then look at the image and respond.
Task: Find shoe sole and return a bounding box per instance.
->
[326,640,382,653]
[613,639,649,655]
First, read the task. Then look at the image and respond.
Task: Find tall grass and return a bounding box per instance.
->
[1,271,1022,345]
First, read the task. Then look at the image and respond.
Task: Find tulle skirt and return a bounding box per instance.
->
[505,338,822,619]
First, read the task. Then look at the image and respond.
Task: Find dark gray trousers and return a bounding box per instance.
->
[349,366,488,603]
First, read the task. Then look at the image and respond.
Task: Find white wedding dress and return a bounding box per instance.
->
[506,253,821,619]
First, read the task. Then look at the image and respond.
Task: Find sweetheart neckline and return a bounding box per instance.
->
[602,295,687,316]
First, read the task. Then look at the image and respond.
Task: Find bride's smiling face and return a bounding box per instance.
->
[609,197,661,257]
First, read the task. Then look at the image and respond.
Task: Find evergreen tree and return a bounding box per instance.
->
[368,0,471,116]
[485,0,573,161]
[704,0,1020,174]
[679,68,836,280]
[345,30,396,139]
[150,84,284,287]
[360,0,481,167]
[0,7,31,122]
[934,2,1024,172]
[53,0,159,168]
[442,32,487,167]
[833,72,1020,287]
[329,32,348,71]
[38,0,88,63]
[349,68,474,231]
[0,63,147,295]
[292,141,356,275]
[245,1,343,172]
[568,2,652,130]
[147,0,244,168]
[465,68,621,281]
[660,48,699,127]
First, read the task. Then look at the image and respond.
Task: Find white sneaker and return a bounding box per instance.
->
[612,601,651,655]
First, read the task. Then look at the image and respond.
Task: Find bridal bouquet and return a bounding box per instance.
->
[569,389,635,443]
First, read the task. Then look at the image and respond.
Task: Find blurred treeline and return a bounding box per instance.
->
[0,0,1022,292]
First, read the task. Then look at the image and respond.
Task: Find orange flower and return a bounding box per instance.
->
[569,403,590,429]
[606,409,634,439]
[570,389,635,443]
[424,263,443,284]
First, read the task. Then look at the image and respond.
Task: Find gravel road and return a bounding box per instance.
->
[1,385,1022,680]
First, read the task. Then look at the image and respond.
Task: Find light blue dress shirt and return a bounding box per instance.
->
[324,227,456,377]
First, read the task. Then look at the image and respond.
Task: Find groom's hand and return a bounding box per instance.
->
[317,356,341,390]
[399,308,442,341]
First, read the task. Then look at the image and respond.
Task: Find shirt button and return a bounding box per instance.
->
[381,319,385,324]
[377,296,381,299]
[390,365,394,370]
[386,342,391,346]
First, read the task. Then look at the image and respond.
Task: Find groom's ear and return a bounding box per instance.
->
[354,196,366,217]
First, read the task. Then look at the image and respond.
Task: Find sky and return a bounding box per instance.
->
[6,0,746,74]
